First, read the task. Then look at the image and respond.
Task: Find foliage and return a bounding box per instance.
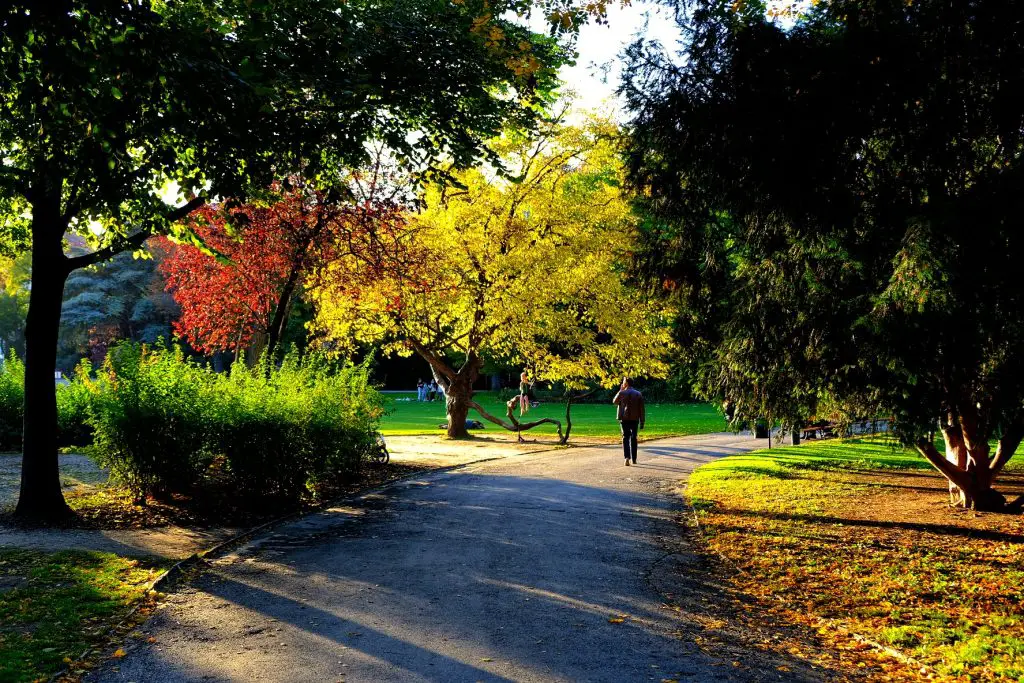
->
[87,343,383,504]
[0,0,569,520]
[688,438,1024,680]
[59,244,178,369]
[89,344,218,497]
[213,353,383,502]
[0,254,29,359]
[0,0,567,252]
[0,355,97,450]
[55,360,99,449]
[158,185,402,360]
[623,0,1024,506]
[0,354,23,451]
[311,118,672,436]
[0,548,166,683]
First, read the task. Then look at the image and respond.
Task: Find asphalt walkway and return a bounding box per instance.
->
[91,433,824,682]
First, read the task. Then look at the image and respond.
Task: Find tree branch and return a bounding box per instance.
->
[63,197,205,272]
[410,340,456,382]
[468,399,563,440]
[915,438,971,490]
[991,422,1024,476]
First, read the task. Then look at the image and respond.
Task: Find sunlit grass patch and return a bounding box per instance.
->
[0,549,168,682]
[687,437,1024,680]
[380,391,726,438]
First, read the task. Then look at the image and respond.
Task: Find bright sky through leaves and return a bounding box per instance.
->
[535,2,680,115]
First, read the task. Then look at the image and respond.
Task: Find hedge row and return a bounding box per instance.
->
[0,355,93,451]
[1,344,383,504]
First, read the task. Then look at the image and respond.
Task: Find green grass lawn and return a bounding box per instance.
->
[379,391,727,439]
[687,437,1024,680]
[0,549,168,682]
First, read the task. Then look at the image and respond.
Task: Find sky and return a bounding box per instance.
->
[544,2,682,115]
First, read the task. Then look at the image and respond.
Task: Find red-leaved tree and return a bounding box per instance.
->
[160,182,414,361]
[159,188,342,360]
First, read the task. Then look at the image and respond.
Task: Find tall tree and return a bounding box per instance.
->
[0,0,568,522]
[311,120,670,438]
[623,0,1024,509]
[0,253,30,360]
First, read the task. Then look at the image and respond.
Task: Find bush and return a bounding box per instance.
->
[89,344,219,499]
[56,359,97,448]
[87,342,383,505]
[0,353,24,451]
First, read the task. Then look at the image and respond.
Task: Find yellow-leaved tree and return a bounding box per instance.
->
[310,118,671,438]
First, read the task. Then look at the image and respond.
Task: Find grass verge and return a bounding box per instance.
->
[686,437,1024,681]
[0,549,169,682]
[381,392,726,438]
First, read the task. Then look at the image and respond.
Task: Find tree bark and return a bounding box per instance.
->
[445,378,473,439]
[266,264,301,361]
[409,343,474,439]
[916,413,1006,511]
[14,204,75,524]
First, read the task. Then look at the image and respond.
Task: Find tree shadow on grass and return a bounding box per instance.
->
[711,506,1024,544]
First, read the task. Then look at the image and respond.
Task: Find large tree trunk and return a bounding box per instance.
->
[410,342,476,439]
[915,411,1023,512]
[14,209,75,524]
[445,378,473,439]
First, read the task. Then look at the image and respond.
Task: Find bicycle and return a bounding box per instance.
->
[369,431,390,465]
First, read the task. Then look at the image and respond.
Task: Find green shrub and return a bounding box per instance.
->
[215,352,381,503]
[56,359,96,448]
[0,353,24,451]
[87,342,383,505]
[89,344,218,499]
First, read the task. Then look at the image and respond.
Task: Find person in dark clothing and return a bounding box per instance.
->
[612,377,646,465]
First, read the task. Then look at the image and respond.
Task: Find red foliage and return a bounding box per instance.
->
[159,187,415,354]
[159,190,336,353]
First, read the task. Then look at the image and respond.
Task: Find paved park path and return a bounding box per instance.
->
[91,433,829,683]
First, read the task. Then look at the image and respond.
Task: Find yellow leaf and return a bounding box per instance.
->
[112,648,127,658]
[608,617,625,624]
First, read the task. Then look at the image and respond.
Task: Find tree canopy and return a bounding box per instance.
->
[0,0,571,522]
[622,0,1024,509]
[311,119,671,438]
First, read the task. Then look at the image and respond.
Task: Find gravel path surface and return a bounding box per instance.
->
[0,453,245,560]
[90,433,839,682]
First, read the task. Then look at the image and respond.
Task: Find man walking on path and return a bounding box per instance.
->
[613,377,645,465]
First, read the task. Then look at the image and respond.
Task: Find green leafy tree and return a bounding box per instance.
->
[623,0,1024,509]
[0,0,567,522]
[0,253,30,360]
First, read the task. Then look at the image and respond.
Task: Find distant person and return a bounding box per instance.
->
[416,378,425,401]
[612,377,645,466]
[436,379,446,401]
[427,380,438,402]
